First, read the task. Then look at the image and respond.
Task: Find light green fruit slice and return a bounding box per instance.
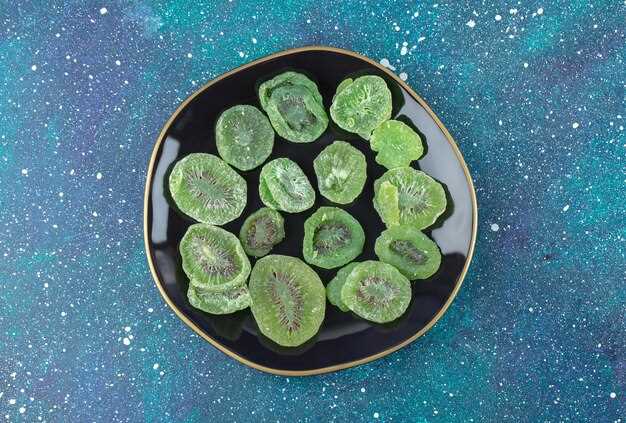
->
[215,104,274,171]
[180,223,251,289]
[341,260,411,323]
[169,153,247,225]
[258,72,328,143]
[370,120,423,169]
[239,207,285,257]
[187,282,251,314]
[259,158,315,212]
[374,167,446,229]
[249,255,326,347]
[313,140,367,204]
[326,262,360,312]
[374,225,442,280]
[302,207,365,269]
[330,75,392,140]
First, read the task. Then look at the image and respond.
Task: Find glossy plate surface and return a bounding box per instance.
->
[144,46,477,376]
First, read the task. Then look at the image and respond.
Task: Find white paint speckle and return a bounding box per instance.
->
[399,72,408,81]
[100,7,108,15]
[360,387,365,393]
[96,172,103,179]
[510,8,518,15]
[92,211,98,217]
[529,307,534,313]
[495,14,502,21]
[610,392,616,399]
[61,311,66,317]
[537,7,544,15]
[379,58,396,71]
[400,46,408,55]
[153,363,160,370]
[523,62,529,68]
[238,51,245,58]
[31,64,37,71]
[466,19,476,28]
[122,337,131,346]
[374,412,380,419]
[251,37,257,44]
[115,60,121,66]
[187,52,192,58]
[562,204,570,212]
[491,223,500,232]
[21,169,28,175]
[572,122,579,128]
[124,326,131,332]
[19,407,25,414]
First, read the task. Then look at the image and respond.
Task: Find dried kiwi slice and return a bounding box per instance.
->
[341,260,411,323]
[259,158,315,213]
[370,120,423,169]
[169,153,247,225]
[187,282,251,315]
[180,223,251,289]
[374,225,441,280]
[326,262,360,312]
[249,255,326,347]
[303,207,365,269]
[258,71,328,143]
[239,207,285,257]
[215,104,274,171]
[330,75,392,140]
[313,140,367,204]
[374,167,446,229]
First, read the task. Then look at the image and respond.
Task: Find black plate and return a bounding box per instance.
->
[144,46,477,376]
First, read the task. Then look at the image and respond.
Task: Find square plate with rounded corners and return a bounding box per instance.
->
[144,46,477,376]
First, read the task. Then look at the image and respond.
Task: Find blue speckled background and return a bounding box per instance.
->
[1,1,624,421]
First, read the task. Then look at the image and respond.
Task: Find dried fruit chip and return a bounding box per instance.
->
[341,260,411,323]
[239,207,285,258]
[370,120,423,169]
[258,72,328,143]
[374,167,446,229]
[259,158,315,213]
[326,262,360,312]
[313,140,367,204]
[187,282,251,315]
[169,153,247,225]
[330,75,392,140]
[374,225,442,280]
[215,104,274,171]
[249,255,326,347]
[180,223,251,289]
[303,207,365,269]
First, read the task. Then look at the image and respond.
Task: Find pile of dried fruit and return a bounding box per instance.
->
[168,72,447,347]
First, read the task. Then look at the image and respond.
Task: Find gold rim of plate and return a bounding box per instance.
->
[142,46,479,377]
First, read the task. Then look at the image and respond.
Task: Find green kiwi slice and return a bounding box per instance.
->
[370,120,423,169]
[169,153,247,225]
[215,104,274,171]
[259,158,315,213]
[302,207,365,269]
[180,223,251,289]
[340,260,412,323]
[330,75,392,140]
[374,225,442,280]
[249,255,326,347]
[313,140,367,204]
[373,167,446,229]
[258,71,328,143]
[239,207,285,258]
[187,282,251,315]
[326,262,360,312]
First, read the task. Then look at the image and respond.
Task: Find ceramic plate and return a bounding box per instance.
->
[144,46,477,376]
